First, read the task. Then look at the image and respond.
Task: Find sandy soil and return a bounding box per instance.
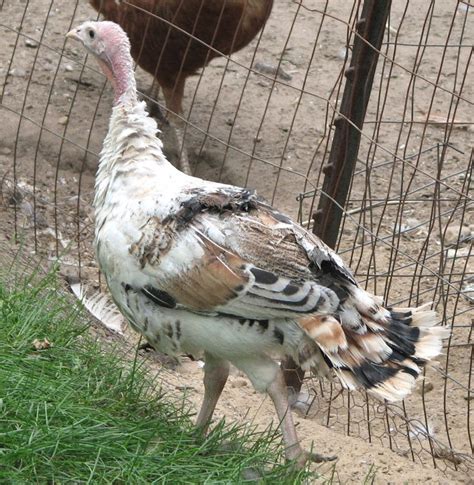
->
[0,0,472,482]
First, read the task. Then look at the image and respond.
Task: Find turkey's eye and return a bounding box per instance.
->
[88,29,95,39]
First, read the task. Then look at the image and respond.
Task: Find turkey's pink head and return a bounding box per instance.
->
[66,21,135,103]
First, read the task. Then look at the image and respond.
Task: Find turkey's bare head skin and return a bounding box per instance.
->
[66,20,136,103]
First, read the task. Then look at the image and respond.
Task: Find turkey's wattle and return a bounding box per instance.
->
[67,21,450,468]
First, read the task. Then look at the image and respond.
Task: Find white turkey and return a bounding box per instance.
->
[66,21,449,468]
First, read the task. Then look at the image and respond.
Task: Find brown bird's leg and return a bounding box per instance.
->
[147,81,168,125]
[195,352,230,433]
[267,368,337,468]
[161,77,192,175]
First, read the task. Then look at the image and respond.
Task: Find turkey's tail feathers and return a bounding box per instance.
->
[295,295,450,403]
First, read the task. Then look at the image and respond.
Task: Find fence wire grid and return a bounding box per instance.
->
[0,0,472,477]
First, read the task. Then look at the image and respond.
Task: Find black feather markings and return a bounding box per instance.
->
[274,327,285,344]
[166,188,260,229]
[141,286,177,309]
[353,362,399,389]
[386,320,421,357]
[328,284,350,303]
[318,259,357,287]
[352,360,418,389]
[271,211,293,224]
[388,348,407,362]
[310,267,351,305]
[282,282,300,295]
[250,267,279,285]
[321,351,335,369]
[401,366,420,379]
[247,291,311,311]
[390,311,413,324]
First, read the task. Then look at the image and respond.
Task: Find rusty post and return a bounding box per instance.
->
[282,0,391,396]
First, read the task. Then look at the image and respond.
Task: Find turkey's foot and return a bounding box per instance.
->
[307,450,337,463]
[289,446,337,469]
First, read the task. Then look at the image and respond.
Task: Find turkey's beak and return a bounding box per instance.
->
[66,28,81,42]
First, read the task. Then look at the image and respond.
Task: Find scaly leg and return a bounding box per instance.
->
[161,77,192,175]
[196,352,230,433]
[267,367,337,468]
[235,356,336,468]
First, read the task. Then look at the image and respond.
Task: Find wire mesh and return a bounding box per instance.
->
[0,0,472,476]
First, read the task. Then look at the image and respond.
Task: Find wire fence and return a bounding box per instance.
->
[0,0,472,476]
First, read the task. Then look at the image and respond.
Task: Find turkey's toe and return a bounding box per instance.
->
[292,449,337,469]
[307,451,337,463]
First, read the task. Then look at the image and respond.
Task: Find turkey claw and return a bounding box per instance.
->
[292,449,337,469]
[308,451,337,463]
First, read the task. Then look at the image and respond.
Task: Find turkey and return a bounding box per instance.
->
[89,0,274,175]
[66,21,449,468]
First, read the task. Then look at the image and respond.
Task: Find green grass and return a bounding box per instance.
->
[0,267,313,483]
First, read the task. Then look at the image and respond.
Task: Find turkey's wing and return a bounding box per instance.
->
[136,186,357,319]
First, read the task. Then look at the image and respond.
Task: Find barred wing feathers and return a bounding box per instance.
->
[133,186,448,402]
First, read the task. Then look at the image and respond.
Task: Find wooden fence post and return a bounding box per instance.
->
[283,0,392,398]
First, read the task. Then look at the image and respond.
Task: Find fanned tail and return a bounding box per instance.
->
[296,288,450,402]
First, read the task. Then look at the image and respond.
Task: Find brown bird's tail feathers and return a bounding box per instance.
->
[296,289,450,403]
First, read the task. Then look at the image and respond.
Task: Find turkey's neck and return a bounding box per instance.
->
[93,42,175,213]
[94,93,173,212]
[99,47,136,104]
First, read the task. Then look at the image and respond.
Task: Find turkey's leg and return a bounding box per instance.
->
[267,368,337,468]
[162,77,192,175]
[195,352,230,433]
[147,81,168,125]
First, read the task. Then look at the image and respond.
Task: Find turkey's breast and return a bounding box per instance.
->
[92,139,298,361]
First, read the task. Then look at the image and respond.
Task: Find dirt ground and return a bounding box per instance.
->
[0,231,469,485]
[0,0,472,483]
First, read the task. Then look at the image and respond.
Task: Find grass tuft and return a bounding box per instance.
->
[0,268,313,483]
